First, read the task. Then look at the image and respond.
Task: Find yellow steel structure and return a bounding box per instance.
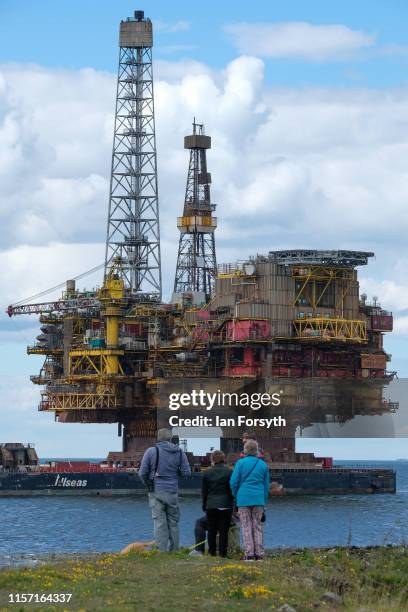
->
[32,257,171,416]
[44,261,129,414]
[64,316,87,335]
[218,272,257,280]
[68,348,125,379]
[177,215,217,233]
[27,347,63,355]
[98,267,125,374]
[293,317,367,343]
[39,315,63,325]
[292,266,354,313]
[40,391,119,411]
[128,304,165,318]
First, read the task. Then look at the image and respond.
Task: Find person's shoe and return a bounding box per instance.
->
[254,556,264,561]
[188,550,203,557]
[243,555,255,562]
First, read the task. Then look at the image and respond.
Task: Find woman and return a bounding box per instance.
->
[201,450,233,557]
[230,439,269,561]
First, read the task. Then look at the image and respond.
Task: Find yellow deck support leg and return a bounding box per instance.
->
[99,272,125,376]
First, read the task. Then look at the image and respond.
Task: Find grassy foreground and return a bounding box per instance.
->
[0,546,407,611]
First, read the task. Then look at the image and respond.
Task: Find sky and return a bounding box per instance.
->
[0,0,408,458]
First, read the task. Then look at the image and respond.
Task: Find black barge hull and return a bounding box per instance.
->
[0,467,396,496]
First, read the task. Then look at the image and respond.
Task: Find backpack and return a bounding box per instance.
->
[145,446,183,492]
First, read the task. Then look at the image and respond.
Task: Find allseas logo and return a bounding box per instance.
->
[54,474,88,488]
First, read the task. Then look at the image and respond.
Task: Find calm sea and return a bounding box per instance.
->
[0,460,407,567]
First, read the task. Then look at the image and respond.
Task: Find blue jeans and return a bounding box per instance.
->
[148,491,180,551]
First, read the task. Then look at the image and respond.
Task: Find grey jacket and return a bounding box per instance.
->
[138,441,191,493]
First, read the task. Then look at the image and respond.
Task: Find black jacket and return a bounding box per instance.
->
[202,463,233,511]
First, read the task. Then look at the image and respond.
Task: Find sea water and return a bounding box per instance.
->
[0,461,407,567]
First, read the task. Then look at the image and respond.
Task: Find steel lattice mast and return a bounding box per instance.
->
[173,120,217,304]
[105,10,161,300]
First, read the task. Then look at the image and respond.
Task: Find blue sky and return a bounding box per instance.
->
[0,1,407,458]
[2,0,408,85]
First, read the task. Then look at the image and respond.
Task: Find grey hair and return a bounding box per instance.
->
[157,428,172,442]
[244,439,258,456]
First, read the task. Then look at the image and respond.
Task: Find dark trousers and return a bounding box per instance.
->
[206,509,233,557]
[194,515,208,553]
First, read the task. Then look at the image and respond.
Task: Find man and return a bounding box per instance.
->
[240,432,265,458]
[139,428,191,551]
[191,514,208,556]
[190,512,241,557]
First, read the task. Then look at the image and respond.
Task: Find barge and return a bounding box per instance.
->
[0,444,396,496]
[0,467,396,497]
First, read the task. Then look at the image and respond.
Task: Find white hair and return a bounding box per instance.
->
[157,428,172,442]
[244,439,258,456]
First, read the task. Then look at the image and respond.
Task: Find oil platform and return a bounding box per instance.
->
[3,11,397,495]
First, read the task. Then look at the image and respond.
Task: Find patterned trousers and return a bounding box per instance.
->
[238,506,264,558]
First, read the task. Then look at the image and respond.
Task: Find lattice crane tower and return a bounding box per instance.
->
[105,10,162,300]
[173,121,217,304]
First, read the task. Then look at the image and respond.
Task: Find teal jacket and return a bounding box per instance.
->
[230,456,270,507]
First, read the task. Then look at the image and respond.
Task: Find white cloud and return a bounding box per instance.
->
[224,22,375,61]
[1,55,408,339]
[155,20,190,33]
[0,242,103,307]
[154,59,214,82]
[394,316,408,336]
[0,64,113,249]
[359,278,408,313]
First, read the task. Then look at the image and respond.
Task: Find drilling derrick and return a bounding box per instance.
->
[105,10,161,300]
[173,121,217,305]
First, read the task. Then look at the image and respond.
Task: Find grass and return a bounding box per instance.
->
[0,546,407,611]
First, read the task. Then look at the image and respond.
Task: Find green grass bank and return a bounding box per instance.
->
[0,546,407,611]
